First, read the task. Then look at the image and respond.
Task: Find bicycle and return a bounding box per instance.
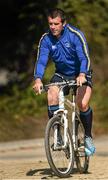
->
[42,80,89,178]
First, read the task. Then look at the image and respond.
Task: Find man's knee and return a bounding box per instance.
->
[77,101,88,112]
[48,86,59,105]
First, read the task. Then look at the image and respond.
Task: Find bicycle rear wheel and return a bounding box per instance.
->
[45,114,74,178]
[75,113,89,173]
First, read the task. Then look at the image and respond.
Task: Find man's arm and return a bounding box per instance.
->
[74,31,90,75]
[34,34,50,80]
[33,35,50,93]
[74,31,90,85]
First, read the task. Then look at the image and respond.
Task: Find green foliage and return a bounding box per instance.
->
[57,0,108,82]
[0,86,46,119]
[92,81,108,120]
[58,0,108,51]
[0,64,54,120]
[91,81,108,134]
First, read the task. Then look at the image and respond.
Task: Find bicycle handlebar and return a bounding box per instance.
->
[42,80,77,92]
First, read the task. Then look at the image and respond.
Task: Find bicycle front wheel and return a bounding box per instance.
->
[45,114,74,178]
[75,114,89,173]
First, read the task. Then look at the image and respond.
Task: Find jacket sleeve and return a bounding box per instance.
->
[34,36,50,80]
[74,31,90,74]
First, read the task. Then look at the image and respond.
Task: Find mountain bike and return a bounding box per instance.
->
[43,80,89,178]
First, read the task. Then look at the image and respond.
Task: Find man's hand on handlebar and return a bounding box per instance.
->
[76,73,87,86]
[33,78,43,95]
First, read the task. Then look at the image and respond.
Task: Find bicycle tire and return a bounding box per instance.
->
[75,113,89,173]
[45,114,74,178]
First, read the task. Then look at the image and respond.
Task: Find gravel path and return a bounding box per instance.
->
[0,136,108,180]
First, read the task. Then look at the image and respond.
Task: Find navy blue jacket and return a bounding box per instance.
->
[34,24,91,79]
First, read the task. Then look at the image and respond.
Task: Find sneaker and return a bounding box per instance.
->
[85,136,96,156]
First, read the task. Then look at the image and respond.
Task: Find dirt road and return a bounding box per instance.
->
[0,136,108,180]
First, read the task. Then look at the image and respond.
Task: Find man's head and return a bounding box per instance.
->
[47,8,66,38]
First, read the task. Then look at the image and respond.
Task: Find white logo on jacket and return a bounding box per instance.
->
[65,42,71,48]
[52,45,57,50]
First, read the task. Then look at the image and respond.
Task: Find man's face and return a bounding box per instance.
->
[48,16,65,38]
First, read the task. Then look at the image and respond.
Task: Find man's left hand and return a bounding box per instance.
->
[76,73,87,86]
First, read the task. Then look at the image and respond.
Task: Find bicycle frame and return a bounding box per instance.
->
[65,94,77,151]
[54,109,68,150]
[53,85,77,151]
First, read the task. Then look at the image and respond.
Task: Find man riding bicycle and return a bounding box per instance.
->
[33,8,95,156]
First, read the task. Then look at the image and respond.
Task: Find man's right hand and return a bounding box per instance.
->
[33,78,43,95]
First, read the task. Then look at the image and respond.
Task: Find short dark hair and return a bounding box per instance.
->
[47,8,66,23]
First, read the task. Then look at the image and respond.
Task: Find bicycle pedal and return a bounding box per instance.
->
[63,146,70,159]
[51,143,54,150]
[51,143,62,151]
[78,146,85,151]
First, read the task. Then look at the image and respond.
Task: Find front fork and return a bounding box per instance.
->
[54,109,68,150]
[72,101,77,151]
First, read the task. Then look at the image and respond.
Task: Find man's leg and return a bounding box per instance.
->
[48,104,59,119]
[80,107,93,138]
[76,86,92,137]
[47,86,59,119]
[47,85,63,146]
[76,86,95,155]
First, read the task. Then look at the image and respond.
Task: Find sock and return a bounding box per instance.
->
[48,105,59,119]
[80,107,93,138]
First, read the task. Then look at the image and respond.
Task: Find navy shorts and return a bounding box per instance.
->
[50,71,93,95]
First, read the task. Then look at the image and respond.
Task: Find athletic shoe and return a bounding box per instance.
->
[85,136,96,156]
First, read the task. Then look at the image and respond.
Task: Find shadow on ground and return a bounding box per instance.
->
[26,168,55,178]
[26,167,91,179]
